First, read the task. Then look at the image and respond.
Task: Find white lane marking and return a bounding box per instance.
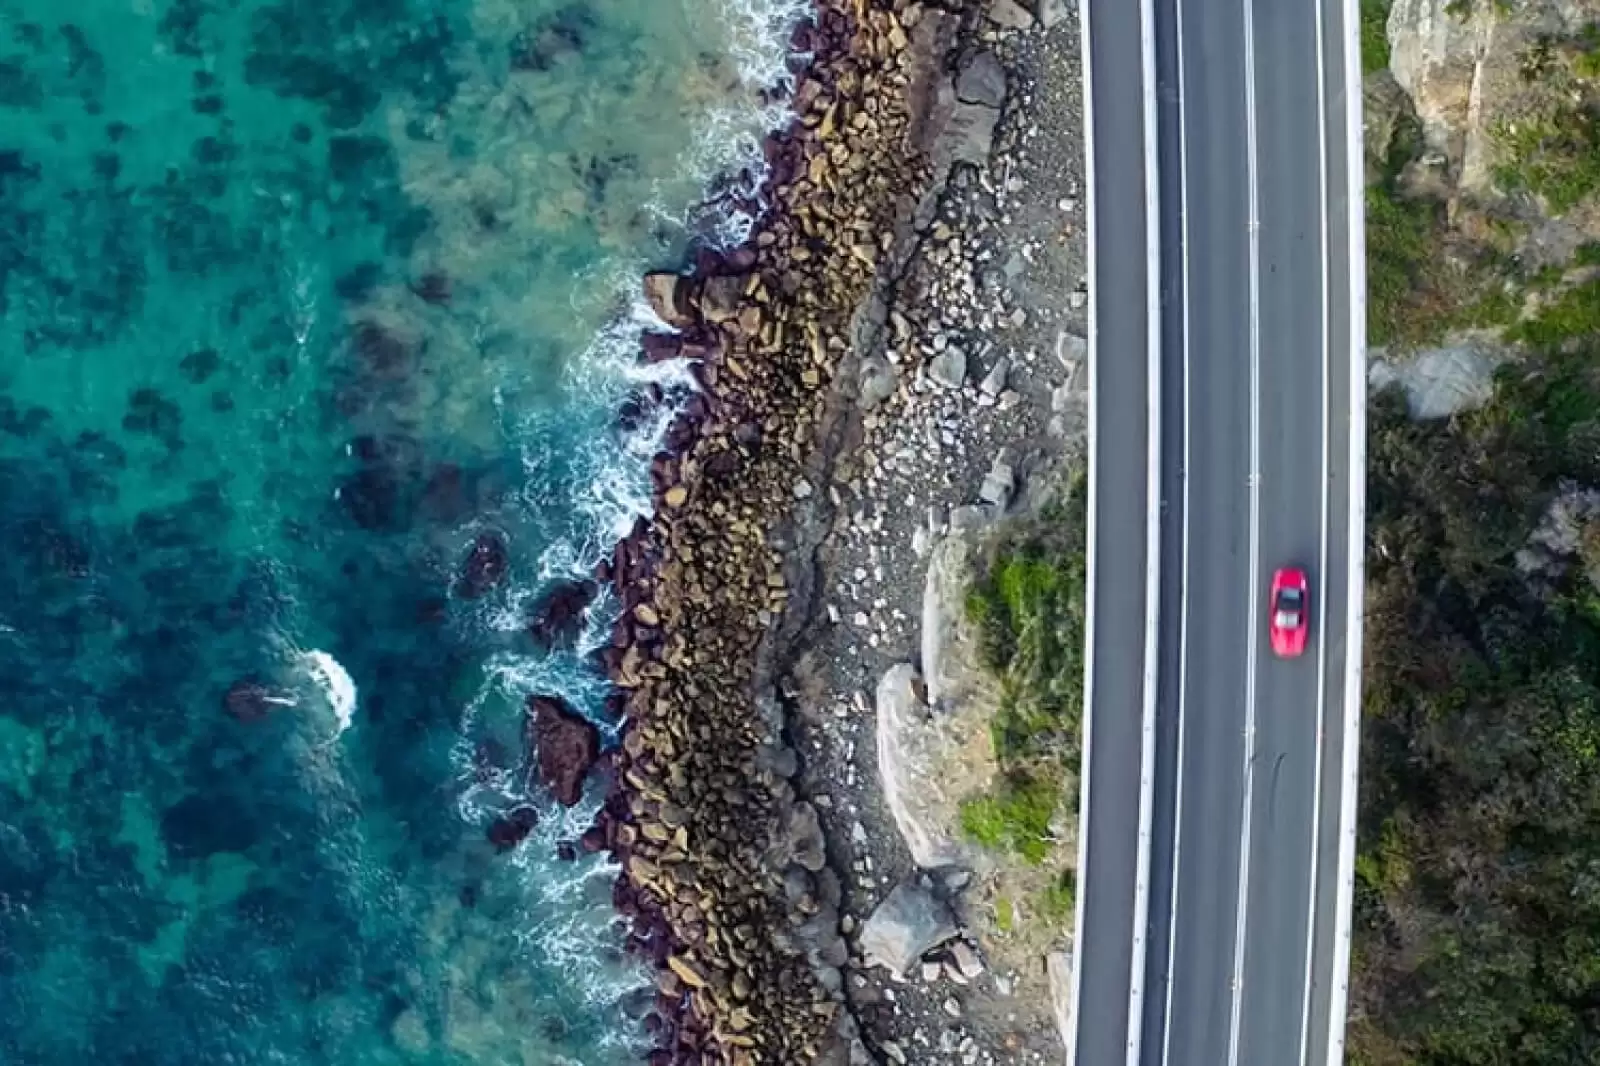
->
[1299,0,1334,1058]
[1228,0,1263,1060]
[1127,0,1165,1056]
[1159,0,1194,1057]
[1065,0,1099,1058]
[1325,0,1368,1058]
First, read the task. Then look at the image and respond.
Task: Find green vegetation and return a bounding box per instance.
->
[959,774,1061,863]
[1508,275,1600,350]
[958,474,1087,865]
[1352,349,1600,1064]
[1361,0,1392,73]
[1492,106,1600,215]
[995,895,1015,934]
[1038,870,1076,923]
[1367,114,1521,349]
[1492,30,1600,214]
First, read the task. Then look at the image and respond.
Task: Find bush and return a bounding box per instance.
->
[959,474,1087,864]
[959,774,1061,865]
[1353,356,1600,1065]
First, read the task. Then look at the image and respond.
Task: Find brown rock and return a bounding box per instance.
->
[486,805,539,853]
[526,694,601,807]
[644,272,695,329]
[698,274,748,323]
[527,578,597,651]
[640,332,683,364]
[668,953,710,989]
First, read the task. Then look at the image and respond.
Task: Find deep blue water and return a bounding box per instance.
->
[0,0,802,1061]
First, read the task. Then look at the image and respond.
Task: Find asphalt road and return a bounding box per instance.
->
[1150,0,1361,1063]
[1072,0,1363,1063]
[1066,0,1157,1061]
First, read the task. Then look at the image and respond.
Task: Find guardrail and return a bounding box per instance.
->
[1324,0,1367,1059]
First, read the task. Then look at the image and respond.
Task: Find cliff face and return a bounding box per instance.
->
[1386,0,1600,216]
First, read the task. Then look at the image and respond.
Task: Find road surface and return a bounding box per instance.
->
[1071,0,1365,1063]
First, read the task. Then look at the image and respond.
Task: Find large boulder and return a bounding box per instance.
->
[956,50,1007,109]
[526,695,600,807]
[876,662,996,871]
[921,526,991,713]
[1368,335,1503,419]
[858,880,960,976]
[527,578,596,651]
[643,271,694,329]
[1048,950,1074,1053]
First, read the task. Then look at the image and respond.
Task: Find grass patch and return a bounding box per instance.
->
[1361,0,1392,73]
[960,774,1060,864]
[1492,29,1600,214]
[1038,870,1076,923]
[958,473,1087,865]
[1508,276,1600,349]
[1492,107,1600,215]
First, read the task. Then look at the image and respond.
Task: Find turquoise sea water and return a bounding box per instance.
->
[0,0,802,1062]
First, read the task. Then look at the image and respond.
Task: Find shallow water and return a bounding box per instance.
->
[0,0,802,1061]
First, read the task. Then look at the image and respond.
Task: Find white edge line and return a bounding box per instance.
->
[1299,0,1334,1059]
[1127,0,1164,1059]
[1064,0,1099,1058]
[1227,0,1264,1060]
[1324,0,1367,1059]
[1159,0,1193,1055]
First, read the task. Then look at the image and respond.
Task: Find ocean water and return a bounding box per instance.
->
[0,0,804,1062]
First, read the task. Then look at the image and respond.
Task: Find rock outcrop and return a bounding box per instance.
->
[526,694,599,807]
[1386,0,1600,202]
[857,880,960,976]
[1369,335,1504,417]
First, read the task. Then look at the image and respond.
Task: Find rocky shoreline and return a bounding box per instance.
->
[591,2,966,1062]
[555,0,1085,1062]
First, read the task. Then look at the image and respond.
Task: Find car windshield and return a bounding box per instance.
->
[1276,587,1302,609]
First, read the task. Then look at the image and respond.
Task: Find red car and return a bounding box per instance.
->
[1268,567,1310,658]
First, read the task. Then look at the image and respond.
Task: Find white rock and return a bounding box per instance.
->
[928,347,969,390]
[1056,329,1088,368]
[1036,0,1069,27]
[979,356,1010,397]
[858,880,960,977]
[987,0,1035,30]
[1048,951,1074,1052]
[978,450,1017,511]
[950,940,985,980]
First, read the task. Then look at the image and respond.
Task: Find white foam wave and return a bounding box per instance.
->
[300,649,358,739]
[432,0,813,1030]
[645,0,814,246]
